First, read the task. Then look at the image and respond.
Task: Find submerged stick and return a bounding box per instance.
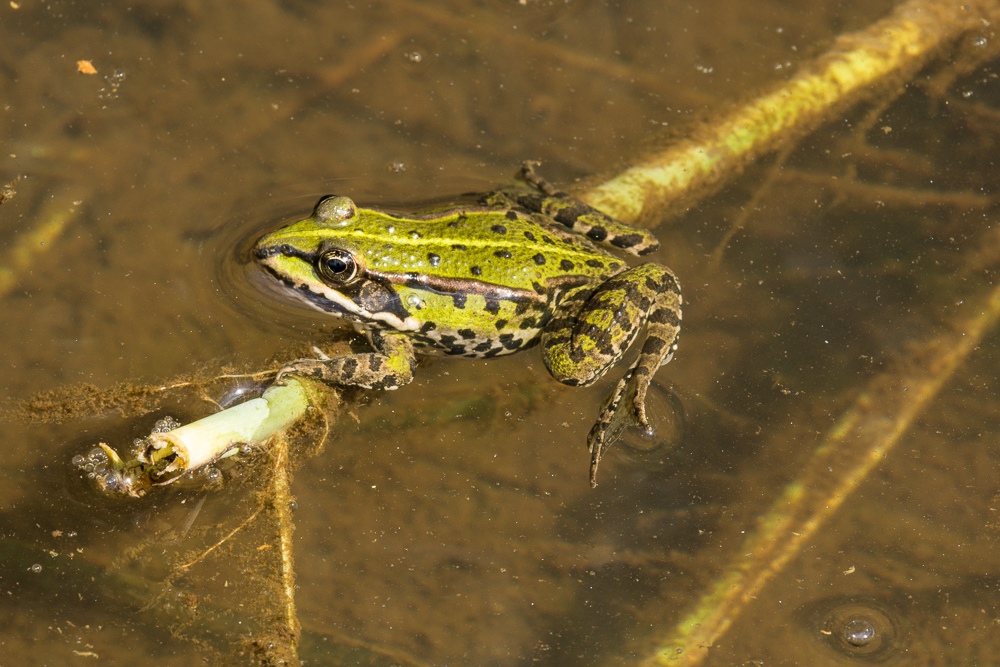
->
[266,435,302,665]
[581,0,1000,224]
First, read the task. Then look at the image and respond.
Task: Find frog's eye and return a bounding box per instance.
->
[317,248,360,285]
[313,195,357,225]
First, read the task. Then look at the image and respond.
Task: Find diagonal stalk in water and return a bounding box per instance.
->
[641,257,1000,667]
[580,0,1000,225]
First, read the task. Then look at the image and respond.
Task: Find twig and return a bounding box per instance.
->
[708,143,794,270]
[390,1,709,107]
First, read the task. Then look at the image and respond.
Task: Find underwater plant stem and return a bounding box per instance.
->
[580,0,1000,224]
[0,190,82,298]
[639,227,1000,664]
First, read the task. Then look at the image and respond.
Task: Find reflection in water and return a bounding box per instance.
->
[616,380,686,464]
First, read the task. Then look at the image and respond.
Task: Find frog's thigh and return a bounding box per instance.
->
[541,264,680,386]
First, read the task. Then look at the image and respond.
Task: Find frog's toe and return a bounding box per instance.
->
[273,364,296,385]
[631,389,652,431]
[587,427,609,488]
[276,359,322,383]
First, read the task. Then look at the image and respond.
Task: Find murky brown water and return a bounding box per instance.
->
[5,0,1000,665]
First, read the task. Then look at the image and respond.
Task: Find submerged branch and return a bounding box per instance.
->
[265,435,302,665]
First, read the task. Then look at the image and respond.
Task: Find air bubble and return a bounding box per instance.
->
[844,618,876,646]
[814,599,899,660]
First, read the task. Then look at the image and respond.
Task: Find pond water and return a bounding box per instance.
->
[3,0,999,665]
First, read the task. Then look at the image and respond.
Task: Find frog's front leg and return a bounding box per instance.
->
[276,330,416,391]
[542,264,682,487]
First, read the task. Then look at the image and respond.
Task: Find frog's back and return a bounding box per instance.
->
[346,207,625,357]
[354,207,624,292]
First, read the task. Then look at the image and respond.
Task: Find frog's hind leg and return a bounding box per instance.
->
[517,161,562,196]
[541,264,681,486]
[500,163,661,257]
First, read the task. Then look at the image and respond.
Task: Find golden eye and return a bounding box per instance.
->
[313,195,357,225]
[317,248,360,285]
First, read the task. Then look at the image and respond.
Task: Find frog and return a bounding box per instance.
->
[253,163,681,486]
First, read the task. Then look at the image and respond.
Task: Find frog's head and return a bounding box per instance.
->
[254,195,419,331]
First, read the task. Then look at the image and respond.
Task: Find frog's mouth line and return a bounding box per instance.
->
[255,253,421,332]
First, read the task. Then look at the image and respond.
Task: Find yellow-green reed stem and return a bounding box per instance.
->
[144,377,320,478]
[581,0,1000,224]
[641,253,1000,666]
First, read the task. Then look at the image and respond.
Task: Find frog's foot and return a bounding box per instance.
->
[274,352,415,391]
[517,161,562,196]
[586,367,652,487]
[276,332,416,390]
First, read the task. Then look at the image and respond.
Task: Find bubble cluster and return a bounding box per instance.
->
[71,446,110,478]
[72,446,143,496]
[73,416,182,497]
[98,68,126,101]
[150,416,182,434]
[202,467,223,485]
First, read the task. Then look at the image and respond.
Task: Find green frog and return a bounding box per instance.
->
[253,164,681,486]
